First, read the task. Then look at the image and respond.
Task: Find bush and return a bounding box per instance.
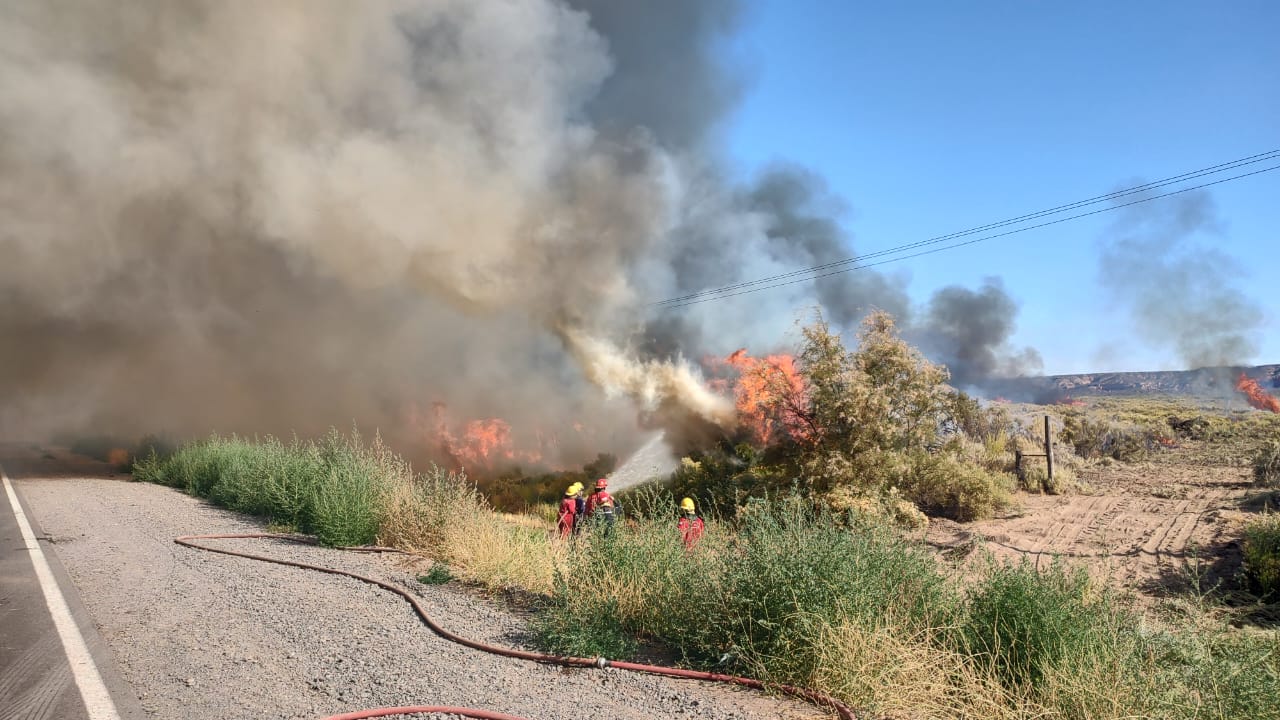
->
[1167,415,1212,440]
[1242,513,1280,599]
[136,430,405,546]
[536,494,957,683]
[960,559,1129,689]
[1254,441,1280,487]
[947,391,1013,443]
[1020,464,1079,495]
[900,453,1013,521]
[714,498,957,680]
[1061,413,1157,462]
[417,565,453,585]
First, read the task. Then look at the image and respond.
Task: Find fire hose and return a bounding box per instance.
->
[174,533,860,720]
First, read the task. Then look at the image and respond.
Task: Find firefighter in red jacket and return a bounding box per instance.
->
[557,482,582,539]
[677,497,704,549]
[584,478,618,533]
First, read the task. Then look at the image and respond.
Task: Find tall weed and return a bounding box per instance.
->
[1254,441,1280,487]
[960,559,1128,689]
[1242,512,1280,599]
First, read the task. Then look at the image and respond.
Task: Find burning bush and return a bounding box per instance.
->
[65,433,175,471]
[681,311,1016,522]
[476,452,618,512]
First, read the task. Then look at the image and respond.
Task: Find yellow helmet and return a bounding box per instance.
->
[565,483,580,496]
[680,497,695,512]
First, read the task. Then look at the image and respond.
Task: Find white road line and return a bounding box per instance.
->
[2,467,121,720]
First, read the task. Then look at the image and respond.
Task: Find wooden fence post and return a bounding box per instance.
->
[1044,414,1054,483]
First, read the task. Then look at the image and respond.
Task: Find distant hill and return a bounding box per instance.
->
[984,364,1280,403]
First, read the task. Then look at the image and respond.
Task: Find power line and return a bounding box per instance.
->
[655,160,1280,310]
[651,149,1280,308]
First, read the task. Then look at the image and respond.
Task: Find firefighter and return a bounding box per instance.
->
[557,483,579,539]
[570,481,586,535]
[677,497,704,549]
[584,477,618,533]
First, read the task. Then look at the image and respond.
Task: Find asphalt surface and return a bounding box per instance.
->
[1,449,139,720]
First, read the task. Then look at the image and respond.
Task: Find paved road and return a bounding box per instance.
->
[1,448,137,720]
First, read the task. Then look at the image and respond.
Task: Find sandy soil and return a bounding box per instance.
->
[925,445,1261,597]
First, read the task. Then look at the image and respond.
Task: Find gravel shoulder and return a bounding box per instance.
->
[9,449,825,720]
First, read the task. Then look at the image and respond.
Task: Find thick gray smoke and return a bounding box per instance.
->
[0,0,697,460]
[1098,189,1262,369]
[567,0,744,151]
[917,278,1043,390]
[0,0,1034,466]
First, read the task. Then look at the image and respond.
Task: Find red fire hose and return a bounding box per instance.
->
[175,533,860,720]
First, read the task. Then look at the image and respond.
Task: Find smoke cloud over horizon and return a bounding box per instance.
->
[917,278,1044,391]
[1098,189,1263,371]
[1,0,1037,466]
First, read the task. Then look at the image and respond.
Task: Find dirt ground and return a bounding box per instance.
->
[924,440,1269,601]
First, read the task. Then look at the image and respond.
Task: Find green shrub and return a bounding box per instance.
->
[1254,441,1280,487]
[533,494,722,661]
[536,494,957,683]
[712,498,957,680]
[900,452,1013,521]
[534,591,636,659]
[417,565,453,585]
[960,559,1129,689]
[1242,513,1280,599]
[133,429,404,546]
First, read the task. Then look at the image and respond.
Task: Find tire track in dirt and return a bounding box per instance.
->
[931,461,1254,594]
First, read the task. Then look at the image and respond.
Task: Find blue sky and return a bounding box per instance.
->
[722,1,1279,373]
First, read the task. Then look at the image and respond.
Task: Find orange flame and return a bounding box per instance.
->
[412,402,548,469]
[1236,373,1280,413]
[708,349,810,444]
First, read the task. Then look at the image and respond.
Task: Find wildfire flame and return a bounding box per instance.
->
[410,402,555,470]
[1236,373,1280,413]
[707,349,810,444]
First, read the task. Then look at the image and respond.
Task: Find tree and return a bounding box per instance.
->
[791,310,950,493]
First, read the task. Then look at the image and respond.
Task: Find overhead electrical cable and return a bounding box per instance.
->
[655,160,1280,310]
[651,148,1280,308]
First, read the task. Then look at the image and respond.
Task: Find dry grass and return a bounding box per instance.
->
[811,620,1014,720]
[377,471,562,593]
[439,513,563,594]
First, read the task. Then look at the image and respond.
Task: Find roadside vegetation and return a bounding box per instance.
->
[120,311,1280,719]
[133,430,561,590]
[672,312,1016,524]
